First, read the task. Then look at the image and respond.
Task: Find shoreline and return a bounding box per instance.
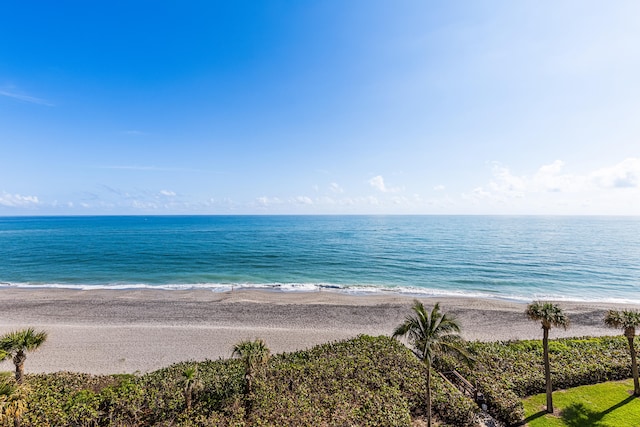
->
[2,283,638,306]
[1,288,638,375]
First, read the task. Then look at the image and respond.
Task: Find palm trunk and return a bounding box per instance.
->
[244,373,254,416]
[627,335,640,396]
[13,351,26,385]
[543,327,553,414]
[185,386,192,411]
[426,363,432,427]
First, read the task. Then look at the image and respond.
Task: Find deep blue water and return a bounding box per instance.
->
[1,215,639,303]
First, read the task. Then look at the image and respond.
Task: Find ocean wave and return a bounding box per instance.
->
[1,281,637,305]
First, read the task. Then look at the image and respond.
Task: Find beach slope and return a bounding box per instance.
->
[0,289,636,374]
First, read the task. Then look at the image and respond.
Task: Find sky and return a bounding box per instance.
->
[1,1,639,215]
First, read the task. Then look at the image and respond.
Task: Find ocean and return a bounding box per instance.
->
[0,215,638,303]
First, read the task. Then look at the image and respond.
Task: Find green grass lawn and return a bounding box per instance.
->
[522,379,640,427]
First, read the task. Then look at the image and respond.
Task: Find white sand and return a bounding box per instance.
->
[1,288,637,375]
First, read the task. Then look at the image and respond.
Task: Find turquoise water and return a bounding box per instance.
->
[0,215,638,303]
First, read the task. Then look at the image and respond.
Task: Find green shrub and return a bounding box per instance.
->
[64,389,100,426]
[252,335,478,426]
[449,336,635,426]
[99,374,146,425]
[18,336,481,426]
[21,372,119,426]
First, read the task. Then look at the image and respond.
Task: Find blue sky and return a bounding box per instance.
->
[1,1,639,215]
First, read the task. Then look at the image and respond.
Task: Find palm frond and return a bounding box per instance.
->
[392,299,469,367]
[525,301,569,329]
[604,309,640,339]
[0,328,48,354]
[232,339,271,371]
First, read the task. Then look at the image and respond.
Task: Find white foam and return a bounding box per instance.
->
[1,281,638,304]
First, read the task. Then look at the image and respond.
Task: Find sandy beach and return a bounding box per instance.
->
[1,288,638,375]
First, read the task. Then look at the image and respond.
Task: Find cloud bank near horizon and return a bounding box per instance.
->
[2,158,638,216]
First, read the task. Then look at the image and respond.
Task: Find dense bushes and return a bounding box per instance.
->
[472,337,631,395]
[447,336,636,426]
[18,333,634,426]
[13,334,637,426]
[253,335,479,426]
[15,335,480,426]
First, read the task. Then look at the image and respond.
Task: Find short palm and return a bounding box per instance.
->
[0,328,48,384]
[604,309,640,396]
[181,365,202,410]
[232,338,270,415]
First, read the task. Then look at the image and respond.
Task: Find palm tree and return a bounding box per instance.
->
[181,365,202,411]
[525,301,569,414]
[232,339,270,414]
[604,309,640,396]
[392,300,470,427]
[0,328,48,384]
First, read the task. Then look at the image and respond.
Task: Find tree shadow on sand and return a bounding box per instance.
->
[559,395,636,427]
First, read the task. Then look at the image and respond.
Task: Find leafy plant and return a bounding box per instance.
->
[0,373,27,427]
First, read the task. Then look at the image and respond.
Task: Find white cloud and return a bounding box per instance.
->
[293,196,314,205]
[462,158,640,214]
[391,196,409,205]
[0,192,40,207]
[329,182,344,193]
[530,160,587,193]
[317,196,337,205]
[369,175,386,192]
[256,196,281,207]
[462,187,493,204]
[365,196,380,205]
[0,88,54,106]
[472,160,581,201]
[160,190,176,197]
[368,175,403,193]
[132,200,158,210]
[488,163,526,197]
[591,158,640,189]
[433,185,445,191]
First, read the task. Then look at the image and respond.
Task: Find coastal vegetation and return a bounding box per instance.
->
[392,300,472,427]
[525,301,569,414]
[603,309,640,396]
[2,302,640,426]
[0,333,636,426]
[5,335,480,426]
[0,373,27,426]
[0,329,48,384]
[231,338,271,416]
[446,336,639,425]
[181,366,202,412]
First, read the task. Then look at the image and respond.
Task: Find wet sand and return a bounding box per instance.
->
[0,288,637,375]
